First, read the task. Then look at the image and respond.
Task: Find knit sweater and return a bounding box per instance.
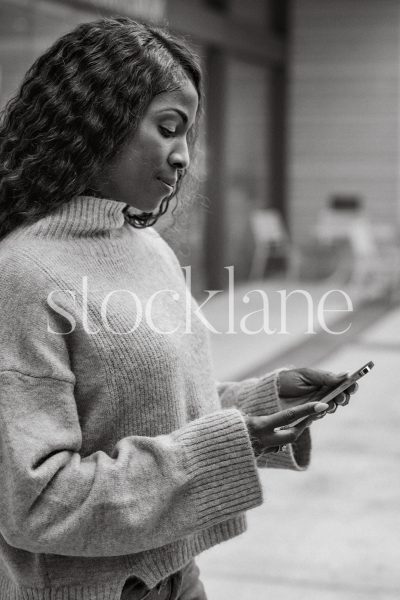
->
[0,196,310,599]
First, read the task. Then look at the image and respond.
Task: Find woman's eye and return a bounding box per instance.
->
[159,126,176,138]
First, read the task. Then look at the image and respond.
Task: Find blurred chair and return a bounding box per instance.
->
[315,196,400,301]
[249,208,297,279]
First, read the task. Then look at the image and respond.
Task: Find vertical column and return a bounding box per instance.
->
[268,65,288,225]
[204,46,227,289]
[268,0,289,228]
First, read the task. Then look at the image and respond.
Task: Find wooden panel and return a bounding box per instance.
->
[288,0,400,244]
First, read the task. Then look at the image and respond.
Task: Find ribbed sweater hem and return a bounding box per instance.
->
[127,513,247,586]
[0,577,122,600]
[0,515,247,599]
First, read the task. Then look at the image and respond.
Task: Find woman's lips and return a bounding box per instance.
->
[158,178,175,193]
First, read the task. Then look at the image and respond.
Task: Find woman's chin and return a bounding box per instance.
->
[124,199,160,213]
[125,194,170,213]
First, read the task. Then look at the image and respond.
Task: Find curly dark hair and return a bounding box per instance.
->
[0,16,203,238]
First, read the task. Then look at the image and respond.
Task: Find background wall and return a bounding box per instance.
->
[288,0,400,244]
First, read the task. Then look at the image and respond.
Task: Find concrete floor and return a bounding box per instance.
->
[197,285,400,600]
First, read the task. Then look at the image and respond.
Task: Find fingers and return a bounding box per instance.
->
[315,387,353,416]
[273,418,313,445]
[290,375,358,427]
[326,401,338,414]
[332,381,358,405]
[286,369,359,394]
[341,392,351,406]
[308,369,348,387]
[318,375,359,406]
[335,391,350,406]
[347,382,358,394]
[267,402,329,429]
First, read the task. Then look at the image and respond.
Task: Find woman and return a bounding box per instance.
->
[0,17,355,600]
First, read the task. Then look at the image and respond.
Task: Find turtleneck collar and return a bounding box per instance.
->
[27,196,127,239]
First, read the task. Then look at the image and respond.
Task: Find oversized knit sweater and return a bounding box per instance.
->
[0,196,311,599]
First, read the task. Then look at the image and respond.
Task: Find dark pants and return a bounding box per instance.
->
[120,560,208,600]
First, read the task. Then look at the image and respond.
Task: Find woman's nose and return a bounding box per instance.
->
[168,139,190,170]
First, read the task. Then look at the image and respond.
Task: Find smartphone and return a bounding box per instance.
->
[280,361,375,430]
[320,360,374,409]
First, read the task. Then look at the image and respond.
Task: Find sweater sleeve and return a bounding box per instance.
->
[0,254,263,558]
[217,371,311,471]
[153,232,310,472]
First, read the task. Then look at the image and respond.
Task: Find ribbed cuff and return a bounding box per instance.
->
[217,371,312,471]
[172,409,263,529]
[237,370,312,471]
[235,371,281,417]
[256,427,311,471]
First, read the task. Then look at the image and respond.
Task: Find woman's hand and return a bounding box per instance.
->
[278,368,358,416]
[246,401,329,456]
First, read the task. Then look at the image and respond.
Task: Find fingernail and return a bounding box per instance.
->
[314,402,329,413]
